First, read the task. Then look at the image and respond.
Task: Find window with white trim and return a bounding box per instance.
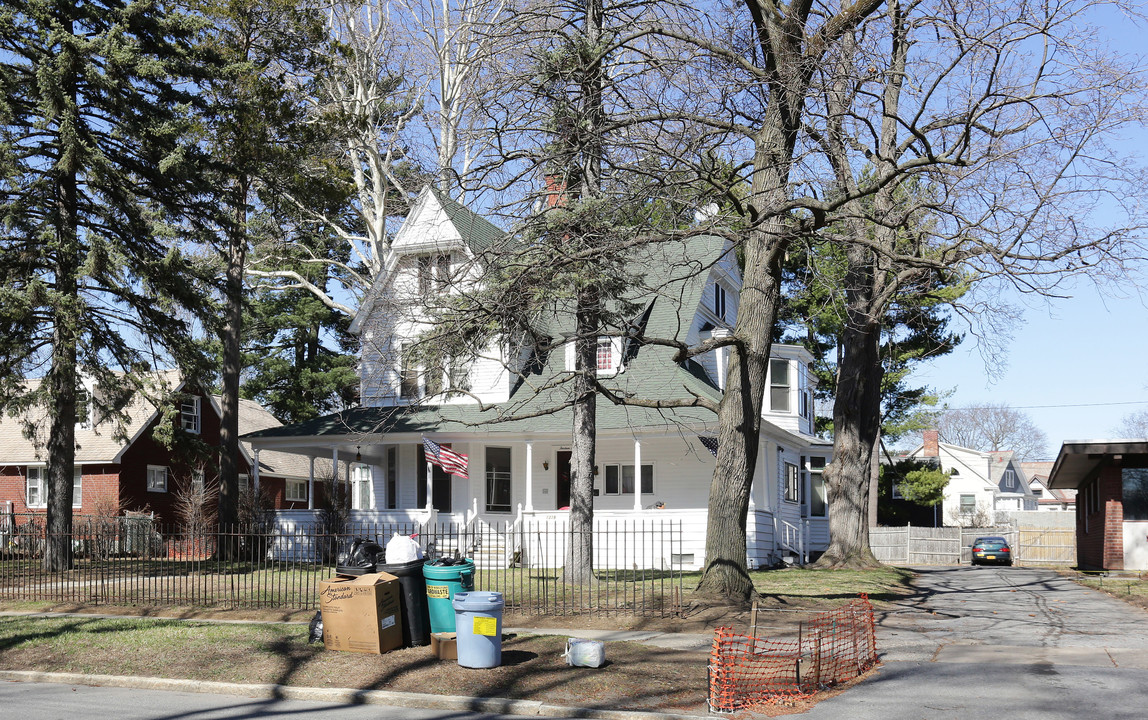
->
[238,473,250,492]
[604,463,654,495]
[714,283,727,321]
[26,467,82,507]
[25,467,44,507]
[784,462,799,502]
[180,396,201,434]
[417,253,451,295]
[809,457,827,517]
[386,447,398,509]
[596,338,614,372]
[770,359,791,412]
[286,478,307,503]
[959,494,976,514]
[351,465,371,510]
[147,465,168,493]
[1002,469,1016,490]
[192,469,205,494]
[400,343,420,399]
[485,447,512,512]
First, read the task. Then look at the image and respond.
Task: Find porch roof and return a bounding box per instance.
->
[1048,439,1148,489]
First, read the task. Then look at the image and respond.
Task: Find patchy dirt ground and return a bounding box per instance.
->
[0,598,879,717]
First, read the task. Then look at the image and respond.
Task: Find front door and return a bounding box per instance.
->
[417,449,452,513]
[556,450,572,509]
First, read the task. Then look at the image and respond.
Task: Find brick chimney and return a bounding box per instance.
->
[544,174,568,208]
[923,429,939,458]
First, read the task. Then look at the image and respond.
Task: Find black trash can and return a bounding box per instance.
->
[379,558,431,647]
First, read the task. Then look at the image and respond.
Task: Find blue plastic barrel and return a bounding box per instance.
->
[451,591,505,668]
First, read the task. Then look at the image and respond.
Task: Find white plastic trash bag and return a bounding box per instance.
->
[563,638,606,668]
[386,532,424,563]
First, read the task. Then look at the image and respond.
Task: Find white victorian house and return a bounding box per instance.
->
[244,187,833,569]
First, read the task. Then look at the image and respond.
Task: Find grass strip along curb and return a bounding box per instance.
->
[0,669,708,720]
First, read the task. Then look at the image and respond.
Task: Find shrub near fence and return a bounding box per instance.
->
[0,514,684,617]
[707,596,877,712]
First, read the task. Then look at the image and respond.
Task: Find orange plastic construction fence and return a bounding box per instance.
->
[708,595,878,713]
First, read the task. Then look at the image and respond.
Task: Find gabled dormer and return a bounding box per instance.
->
[352,187,508,408]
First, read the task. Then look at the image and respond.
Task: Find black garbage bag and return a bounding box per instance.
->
[308,610,323,644]
[336,538,385,576]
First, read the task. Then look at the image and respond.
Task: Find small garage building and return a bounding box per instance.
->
[1047,440,1148,571]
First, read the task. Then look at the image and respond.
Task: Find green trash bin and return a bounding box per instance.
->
[423,558,476,633]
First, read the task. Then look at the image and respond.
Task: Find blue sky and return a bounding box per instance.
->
[915,281,1148,457]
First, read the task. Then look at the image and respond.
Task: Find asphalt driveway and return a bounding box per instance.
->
[803,566,1148,720]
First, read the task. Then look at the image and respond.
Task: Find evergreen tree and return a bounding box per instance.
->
[0,0,215,570]
[193,0,332,529]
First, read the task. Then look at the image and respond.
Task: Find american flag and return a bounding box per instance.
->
[699,436,719,457]
[423,437,469,478]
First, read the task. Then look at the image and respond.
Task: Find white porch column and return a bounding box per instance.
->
[525,441,535,513]
[633,438,642,511]
[307,456,315,510]
[252,449,261,496]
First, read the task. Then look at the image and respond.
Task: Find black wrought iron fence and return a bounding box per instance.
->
[0,513,684,617]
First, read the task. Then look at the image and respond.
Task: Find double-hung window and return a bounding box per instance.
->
[770,359,791,412]
[959,494,976,514]
[25,467,44,507]
[400,343,420,399]
[604,463,654,495]
[147,465,168,493]
[809,457,827,517]
[485,447,512,513]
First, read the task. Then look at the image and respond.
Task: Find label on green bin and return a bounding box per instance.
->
[473,616,497,636]
[427,584,449,599]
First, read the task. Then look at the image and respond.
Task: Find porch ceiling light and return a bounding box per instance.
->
[356,446,361,462]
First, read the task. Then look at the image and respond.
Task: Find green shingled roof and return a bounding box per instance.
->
[246,232,732,443]
[429,187,506,253]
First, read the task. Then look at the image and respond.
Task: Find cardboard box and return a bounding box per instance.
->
[431,631,458,660]
[319,572,403,654]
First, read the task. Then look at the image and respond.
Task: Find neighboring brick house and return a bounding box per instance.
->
[1047,439,1148,570]
[0,375,316,523]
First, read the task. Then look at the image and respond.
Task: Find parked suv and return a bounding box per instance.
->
[970,536,1012,566]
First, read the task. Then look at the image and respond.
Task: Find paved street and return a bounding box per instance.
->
[805,566,1148,720]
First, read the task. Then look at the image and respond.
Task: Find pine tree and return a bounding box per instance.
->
[0,0,215,570]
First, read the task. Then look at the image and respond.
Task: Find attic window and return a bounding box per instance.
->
[418,253,451,295]
[1002,469,1016,490]
[180,397,201,434]
[714,283,727,321]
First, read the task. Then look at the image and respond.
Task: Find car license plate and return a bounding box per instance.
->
[986,555,995,560]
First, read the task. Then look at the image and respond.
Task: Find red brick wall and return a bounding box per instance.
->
[1077,466,1125,571]
[0,463,120,516]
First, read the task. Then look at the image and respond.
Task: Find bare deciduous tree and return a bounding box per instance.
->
[937,404,1050,460]
[1115,409,1148,439]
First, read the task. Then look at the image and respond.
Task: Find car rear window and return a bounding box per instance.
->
[976,539,1006,549]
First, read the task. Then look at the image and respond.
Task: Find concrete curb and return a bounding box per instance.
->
[0,670,708,720]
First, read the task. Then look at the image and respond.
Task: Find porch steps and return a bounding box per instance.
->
[470,534,512,570]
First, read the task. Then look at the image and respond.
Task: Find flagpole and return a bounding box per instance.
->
[426,450,434,513]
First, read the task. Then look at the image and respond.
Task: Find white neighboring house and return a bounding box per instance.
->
[1021,460,1076,512]
[906,430,1038,526]
[244,186,833,569]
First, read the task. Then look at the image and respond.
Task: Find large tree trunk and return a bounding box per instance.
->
[564,300,598,585]
[45,25,80,573]
[695,159,789,600]
[817,244,882,569]
[217,175,248,544]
